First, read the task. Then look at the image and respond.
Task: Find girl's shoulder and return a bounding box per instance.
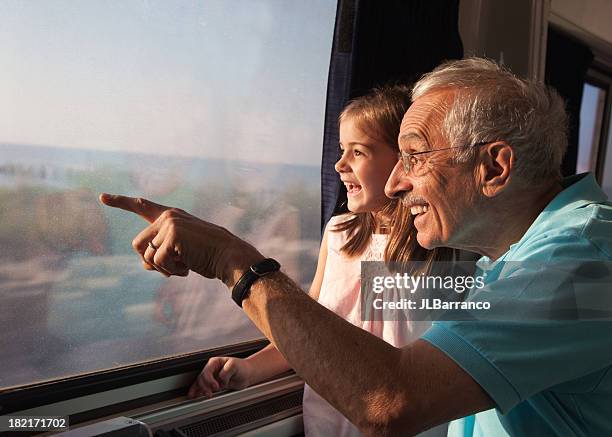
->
[326,213,352,229]
[324,213,353,252]
[324,214,387,261]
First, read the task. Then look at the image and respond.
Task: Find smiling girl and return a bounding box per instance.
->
[188,85,450,436]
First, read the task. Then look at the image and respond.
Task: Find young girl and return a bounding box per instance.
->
[188,85,450,436]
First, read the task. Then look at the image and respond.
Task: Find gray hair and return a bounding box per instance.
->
[412,57,568,184]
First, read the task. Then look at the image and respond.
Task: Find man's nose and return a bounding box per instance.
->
[385,161,412,199]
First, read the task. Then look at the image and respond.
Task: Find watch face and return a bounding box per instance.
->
[251,258,281,275]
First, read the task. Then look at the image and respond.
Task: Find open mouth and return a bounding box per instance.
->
[345,182,362,196]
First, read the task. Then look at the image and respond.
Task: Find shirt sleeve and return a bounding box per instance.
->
[421,237,612,413]
[423,319,612,413]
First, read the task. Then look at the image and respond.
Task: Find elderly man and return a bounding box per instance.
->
[101,58,612,436]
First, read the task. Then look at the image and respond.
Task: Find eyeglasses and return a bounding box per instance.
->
[398,141,492,176]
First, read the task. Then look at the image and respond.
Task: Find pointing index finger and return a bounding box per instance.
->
[99,193,169,224]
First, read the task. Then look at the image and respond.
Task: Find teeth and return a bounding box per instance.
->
[345,182,361,194]
[410,205,429,215]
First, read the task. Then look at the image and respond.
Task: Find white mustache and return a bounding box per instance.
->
[401,195,428,207]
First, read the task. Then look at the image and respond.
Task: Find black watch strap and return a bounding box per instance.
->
[231,258,281,307]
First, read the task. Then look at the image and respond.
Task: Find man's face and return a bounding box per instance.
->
[385,90,480,249]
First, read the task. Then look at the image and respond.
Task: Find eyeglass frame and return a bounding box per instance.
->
[398,141,494,175]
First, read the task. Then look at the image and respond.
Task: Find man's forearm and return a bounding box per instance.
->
[98,194,492,434]
[242,271,407,434]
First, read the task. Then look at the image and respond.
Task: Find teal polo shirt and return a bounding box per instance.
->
[421,173,612,436]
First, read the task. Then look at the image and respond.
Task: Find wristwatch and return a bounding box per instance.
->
[231,258,281,307]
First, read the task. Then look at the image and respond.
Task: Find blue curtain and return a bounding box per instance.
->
[320,0,464,233]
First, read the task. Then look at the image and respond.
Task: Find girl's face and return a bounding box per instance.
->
[335,117,399,213]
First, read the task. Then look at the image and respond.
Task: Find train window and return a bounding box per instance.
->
[577,82,607,173]
[1,0,335,389]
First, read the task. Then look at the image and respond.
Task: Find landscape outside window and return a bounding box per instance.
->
[0,0,335,389]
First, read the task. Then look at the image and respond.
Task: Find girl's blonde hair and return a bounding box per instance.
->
[333,84,453,268]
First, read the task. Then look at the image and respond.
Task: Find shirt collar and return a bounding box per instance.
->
[476,173,608,269]
[543,172,608,215]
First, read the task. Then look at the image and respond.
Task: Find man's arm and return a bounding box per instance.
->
[242,272,492,435]
[99,194,493,435]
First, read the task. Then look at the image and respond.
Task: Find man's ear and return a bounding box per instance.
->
[477,142,513,197]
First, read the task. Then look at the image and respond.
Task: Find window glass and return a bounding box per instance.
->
[0,0,335,388]
[577,82,606,173]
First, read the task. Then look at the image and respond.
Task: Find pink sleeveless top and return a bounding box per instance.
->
[302,215,436,437]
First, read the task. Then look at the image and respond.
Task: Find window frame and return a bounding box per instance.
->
[0,339,269,425]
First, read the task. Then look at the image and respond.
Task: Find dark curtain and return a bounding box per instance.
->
[320,0,463,233]
[545,26,593,177]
